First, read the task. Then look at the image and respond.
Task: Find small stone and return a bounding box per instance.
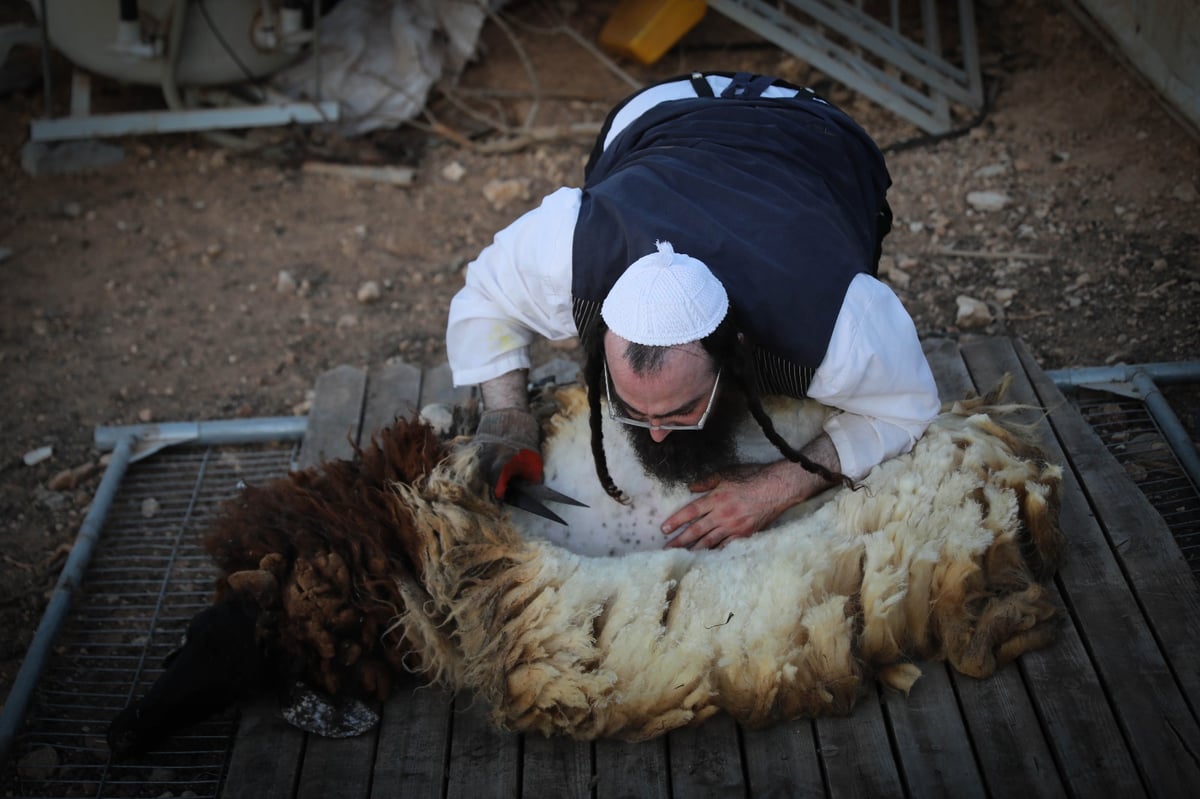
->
[337,313,359,329]
[441,161,466,182]
[138,408,153,423]
[481,178,529,211]
[18,745,59,780]
[1171,182,1197,203]
[277,270,298,293]
[966,191,1011,212]
[992,288,1017,307]
[62,201,83,219]
[23,445,53,466]
[955,295,993,328]
[141,497,160,518]
[356,280,382,304]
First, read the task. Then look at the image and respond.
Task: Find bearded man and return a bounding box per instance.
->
[445,71,940,549]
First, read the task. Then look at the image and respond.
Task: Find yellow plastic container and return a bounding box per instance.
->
[599,0,708,66]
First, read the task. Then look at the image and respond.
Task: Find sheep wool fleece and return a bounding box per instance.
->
[393,384,1065,741]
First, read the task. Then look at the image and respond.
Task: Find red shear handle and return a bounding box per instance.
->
[490,447,544,501]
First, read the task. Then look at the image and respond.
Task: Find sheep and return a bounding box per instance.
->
[108,414,448,758]
[391,382,1064,740]
[109,378,1063,754]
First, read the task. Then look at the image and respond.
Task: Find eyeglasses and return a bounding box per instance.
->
[603,360,722,431]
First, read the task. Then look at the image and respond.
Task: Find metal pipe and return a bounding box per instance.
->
[1047,360,1200,492]
[1129,370,1200,491]
[0,435,136,762]
[94,415,308,452]
[38,0,52,118]
[1045,361,1200,387]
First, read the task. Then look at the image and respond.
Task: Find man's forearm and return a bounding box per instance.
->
[772,432,842,503]
[480,369,530,412]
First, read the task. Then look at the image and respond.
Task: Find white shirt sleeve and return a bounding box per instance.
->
[808,273,942,480]
[446,187,582,387]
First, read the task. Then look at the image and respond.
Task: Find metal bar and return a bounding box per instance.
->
[1046,361,1200,386]
[38,0,51,118]
[30,101,340,142]
[94,415,308,452]
[0,434,136,761]
[119,448,217,711]
[956,0,985,107]
[783,0,976,97]
[1129,370,1200,491]
[707,0,954,132]
[1051,361,1200,494]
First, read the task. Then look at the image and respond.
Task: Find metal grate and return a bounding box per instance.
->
[1071,389,1200,581]
[2,441,299,798]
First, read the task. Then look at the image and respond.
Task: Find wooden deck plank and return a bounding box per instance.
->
[814,681,902,799]
[295,734,382,799]
[222,365,370,799]
[300,365,368,464]
[295,366,379,799]
[1015,339,1200,708]
[880,664,986,799]
[371,687,453,799]
[741,719,824,799]
[667,715,746,797]
[961,337,1199,796]
[361,360,423,440]
[869,343,988,799]
[594,738,671,799]
[921,336,977,402]
[522,735,594,798]
[444,702,520,799]
[419,361,475,408]
[922,337,1069,799]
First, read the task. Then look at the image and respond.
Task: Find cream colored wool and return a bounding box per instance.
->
[391,386,1063,741]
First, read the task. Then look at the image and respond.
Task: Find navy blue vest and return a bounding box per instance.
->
[571,77,891,398]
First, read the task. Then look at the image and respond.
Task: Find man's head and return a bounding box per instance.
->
[595,240,739,484]
[601,330,742,485]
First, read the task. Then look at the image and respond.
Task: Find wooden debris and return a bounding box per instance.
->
[301,162,415,187]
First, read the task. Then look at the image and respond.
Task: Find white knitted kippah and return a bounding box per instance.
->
[600,241,729,346]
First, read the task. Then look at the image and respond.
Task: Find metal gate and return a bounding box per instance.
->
[708,0,985,133]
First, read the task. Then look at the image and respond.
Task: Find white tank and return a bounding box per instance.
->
[37,0,305,87]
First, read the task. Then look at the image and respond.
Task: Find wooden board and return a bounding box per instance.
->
[962,336,1199,796]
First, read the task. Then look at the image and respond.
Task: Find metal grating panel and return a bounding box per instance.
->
[2,441,299,798]
[707,0,984,134]
[1071,389,1200,581]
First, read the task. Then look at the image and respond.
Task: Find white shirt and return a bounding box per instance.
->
[446,187,941,480]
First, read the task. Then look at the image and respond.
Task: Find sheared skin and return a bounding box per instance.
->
[394,384,1064,740]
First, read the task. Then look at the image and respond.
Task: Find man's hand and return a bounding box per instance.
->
[662,435,841,549]
[474,407,542,500]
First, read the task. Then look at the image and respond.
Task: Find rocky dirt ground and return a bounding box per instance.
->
[1,0,1198,709]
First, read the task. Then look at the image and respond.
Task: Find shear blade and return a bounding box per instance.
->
[505,486,569,525]
[518,482,588,508]
[504,479,588,525]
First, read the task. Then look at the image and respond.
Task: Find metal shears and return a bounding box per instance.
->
[504,478,588,525]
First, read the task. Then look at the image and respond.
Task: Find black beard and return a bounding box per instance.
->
[620,388,744,486]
